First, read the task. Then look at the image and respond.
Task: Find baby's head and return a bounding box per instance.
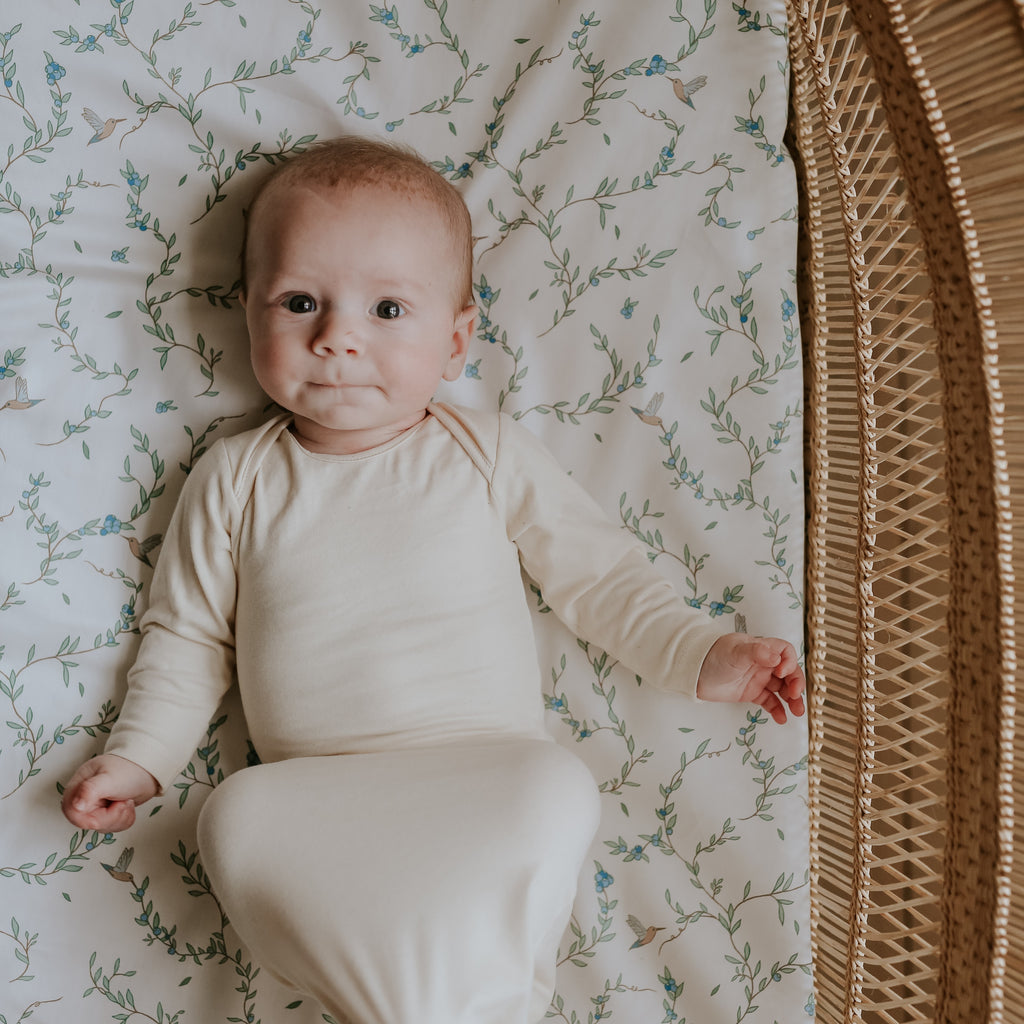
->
[241,136,474,310]
[240,136,477,454]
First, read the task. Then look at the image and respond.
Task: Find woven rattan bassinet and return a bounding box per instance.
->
[787,1,1023,1020]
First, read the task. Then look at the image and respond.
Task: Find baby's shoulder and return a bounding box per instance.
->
[191,413,292,499]
[428,402,501,479]
[428,401,542,474]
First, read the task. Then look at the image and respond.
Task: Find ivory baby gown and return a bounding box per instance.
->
[105,403,721,1024]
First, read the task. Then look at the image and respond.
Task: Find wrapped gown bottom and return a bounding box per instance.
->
[197,737,601,1024]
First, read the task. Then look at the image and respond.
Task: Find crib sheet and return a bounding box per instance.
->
[0,2,810,1022]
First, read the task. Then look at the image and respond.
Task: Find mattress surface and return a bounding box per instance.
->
[0,2,810,1021]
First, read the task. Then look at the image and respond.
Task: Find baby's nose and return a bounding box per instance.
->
[313,311,362,355]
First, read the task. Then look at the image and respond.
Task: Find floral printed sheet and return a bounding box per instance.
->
[0,1,812,1022]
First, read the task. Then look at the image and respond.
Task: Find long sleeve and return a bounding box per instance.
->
[105,440,241,792]
[490,414,724,697]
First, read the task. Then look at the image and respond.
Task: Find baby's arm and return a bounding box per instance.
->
[696,634,806,724]
[62,754,159,832]
[487,412,805,720]
[61,437,241,819]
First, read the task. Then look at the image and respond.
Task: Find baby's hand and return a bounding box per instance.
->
[696,634,806,724]
[62,754,159,832]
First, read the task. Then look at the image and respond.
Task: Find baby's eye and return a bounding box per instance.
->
[285,294,316,314]
[374,300,403,320]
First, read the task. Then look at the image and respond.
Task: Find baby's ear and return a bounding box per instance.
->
[442,304,476,382]
[238,290,247,310]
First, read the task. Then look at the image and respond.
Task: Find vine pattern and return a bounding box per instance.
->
[1,2,807,1022]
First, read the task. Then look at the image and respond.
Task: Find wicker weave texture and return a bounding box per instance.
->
[788,1,1023,1021]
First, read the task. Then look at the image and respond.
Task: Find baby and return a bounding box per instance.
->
[63,136,805,1024]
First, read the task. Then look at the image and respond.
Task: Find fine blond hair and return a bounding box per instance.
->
[240,136,474,308]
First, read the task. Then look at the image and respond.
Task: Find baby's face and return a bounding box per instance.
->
[242,182,475,454]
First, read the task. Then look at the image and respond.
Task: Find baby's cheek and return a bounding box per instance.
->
[251,340,291,380]
[250,354,294,406]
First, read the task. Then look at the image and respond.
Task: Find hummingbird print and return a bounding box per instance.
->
[627,913,665,949]
[630,392,664,427]
[669,75,708,108]
[101,846,135,883]
[127,533,162,567]
[82,107,126,144]
[1,376,43,411]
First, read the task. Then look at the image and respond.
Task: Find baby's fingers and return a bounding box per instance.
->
[774,641,801,680]
[780,678,806,718]
[748,638,797,673]
[63,789,137,831]
[751,639,806,720]
[755,689,790,726]
[68,797,137,832]
[62,772,135,831]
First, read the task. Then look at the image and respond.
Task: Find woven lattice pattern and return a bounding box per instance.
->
[790,4,948,1019]
[789,0,1023,1021]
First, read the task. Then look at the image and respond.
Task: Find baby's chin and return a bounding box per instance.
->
[288,410,428,455]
